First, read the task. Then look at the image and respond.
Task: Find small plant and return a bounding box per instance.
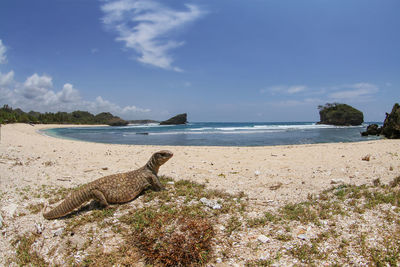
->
[27,203,44,214]
[11,233,47,266]
[225,216,242,236]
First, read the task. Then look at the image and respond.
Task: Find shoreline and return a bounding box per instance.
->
[37,122,381,148]
[1,123,399,202]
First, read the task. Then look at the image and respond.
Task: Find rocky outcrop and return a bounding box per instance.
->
[160,113,187,125]
[361,103,400,139]
[381,103,400,139]
[361,124,381,136]
[107,118,129,126]
[129,120,159,124]
[317,103,363,126]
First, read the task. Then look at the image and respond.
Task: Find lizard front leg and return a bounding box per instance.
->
[150,174,164,191]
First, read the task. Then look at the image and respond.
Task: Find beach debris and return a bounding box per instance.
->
[297,234,307,240]
[254,170,261,176]
[330,179,345,184]
[362,154,371,161]
[102,167,108,170]
[257,234,270,243]
[167,181,175,185]
[200,197,222,210]
[259,252,270,260]
[43,161,54,166]
[57,176,72,181]
[373,178,381,186]
[0,214,3,228]
[35,223,45,234]
[218,173,226,178]
[52,227,64,237]
[2,203,18,217]
[269,182,283,190]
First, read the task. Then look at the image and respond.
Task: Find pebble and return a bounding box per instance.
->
[216,258,222,263]
[53,228,64,237]
[257,234,270,243]
[297,234,307,240]
[259,252,270,260]
[330,178,345,184]
[167,181,175,185]
[200,197,222,210]
[2,203,18,217]
[254,170,261,176]
[35,223,45,234]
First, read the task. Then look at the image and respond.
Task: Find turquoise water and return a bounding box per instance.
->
[42,122,381,146]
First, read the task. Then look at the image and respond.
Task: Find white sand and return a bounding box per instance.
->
[1,123,399,204]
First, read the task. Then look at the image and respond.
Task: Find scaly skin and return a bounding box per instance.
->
[43,150,173,219]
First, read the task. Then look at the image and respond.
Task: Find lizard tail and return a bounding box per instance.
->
[43,188,92,220]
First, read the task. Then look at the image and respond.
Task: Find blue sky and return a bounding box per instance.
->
[0,0,399,122]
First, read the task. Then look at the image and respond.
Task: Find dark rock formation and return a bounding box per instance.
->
[95,112,129,126]
[380,103,400,139]
[160,113,187,125]
[106,117,129,126]
[129,120,159,124]
[317,103,363,126]
[361,124,381,136]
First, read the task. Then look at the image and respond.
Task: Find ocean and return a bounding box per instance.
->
[41,122,382,146]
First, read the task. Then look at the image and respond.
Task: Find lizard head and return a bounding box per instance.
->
[153,150,173,166]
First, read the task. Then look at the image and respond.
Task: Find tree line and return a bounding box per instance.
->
[0,104,128,126]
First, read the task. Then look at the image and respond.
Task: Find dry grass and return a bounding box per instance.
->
[4,176,400,266]
[11,233,47,266]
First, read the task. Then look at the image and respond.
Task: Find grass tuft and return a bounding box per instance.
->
[11,233,47,266]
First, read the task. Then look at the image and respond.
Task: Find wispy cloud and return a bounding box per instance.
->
[328,83,379,101]
[0,71,150,118]
[260,85,307,95]
[287,85,307,94]
[101,0,204,71]
[0,39,7,64]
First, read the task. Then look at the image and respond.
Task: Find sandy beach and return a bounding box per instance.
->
[1,123,399,202]
[1,123,400,265]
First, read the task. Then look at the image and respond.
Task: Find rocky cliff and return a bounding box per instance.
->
[380,103,400,139]
[361,103,400,139]
[318,103,363,126]
[160,113,187,125]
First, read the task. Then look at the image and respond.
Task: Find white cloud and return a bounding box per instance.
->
[261,85,307,95]
[0,39,7,64]
[328,83,379,101]
[0,72,151,118]
[0,71,15,104]
[88,96,150,115]
[101,0,204,71]
[57,83,81,103]
[287,85,306,94]
[20,73,53,99]
[0,70,14,87]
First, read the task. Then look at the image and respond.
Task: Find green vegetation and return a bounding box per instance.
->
[11,233,47,266]
[7,176,400,266]
[117,177,246,266]
[0,104,128,126]
[318,103,364,126]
